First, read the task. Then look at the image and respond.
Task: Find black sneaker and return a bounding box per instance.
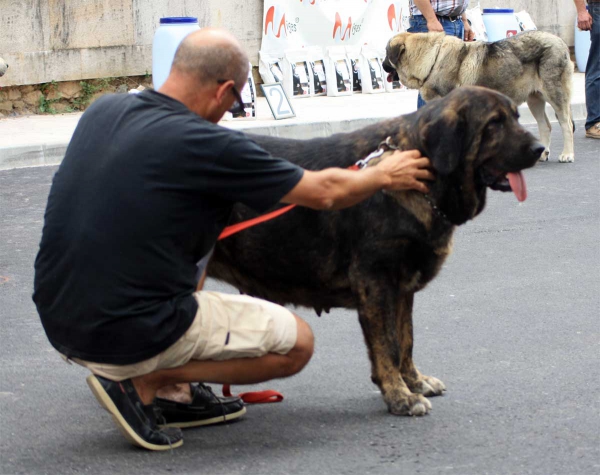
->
[86,374,183,451]
[155,383,246,429]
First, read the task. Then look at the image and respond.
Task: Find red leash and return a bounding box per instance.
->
[218,165,360,241]
[222,384,284,404]
[218,204,296,240]
[217,206,295,404]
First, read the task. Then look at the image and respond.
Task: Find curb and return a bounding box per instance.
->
[0,101,588,171]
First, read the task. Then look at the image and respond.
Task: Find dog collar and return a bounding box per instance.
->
[354,136,401,169]
[355,138,450,223]
[423,193,451,224]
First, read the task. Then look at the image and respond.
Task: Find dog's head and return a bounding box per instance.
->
[383,32,446,88]
[409,86,544,225]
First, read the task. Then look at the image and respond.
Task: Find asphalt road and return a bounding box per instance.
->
[0,124,598,475]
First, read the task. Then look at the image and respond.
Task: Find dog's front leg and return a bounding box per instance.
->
[396,293,446,398]
[356,283,431,416]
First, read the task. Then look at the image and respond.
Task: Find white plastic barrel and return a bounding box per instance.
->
[482,9,520,42]
[574,11,591,72]
[152,17,200,91]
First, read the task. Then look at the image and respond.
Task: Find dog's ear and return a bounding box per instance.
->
[419,107,464,175]
[385,37,405,69]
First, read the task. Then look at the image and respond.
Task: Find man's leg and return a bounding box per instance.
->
[82,292,314,450]
[133,314,314,405]
[585,3,600,135]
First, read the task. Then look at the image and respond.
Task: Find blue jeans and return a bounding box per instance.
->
[585,3,600,130]
[408,15,464,109]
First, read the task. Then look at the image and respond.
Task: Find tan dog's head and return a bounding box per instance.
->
[407,86,544,224]
[382,32,446,89]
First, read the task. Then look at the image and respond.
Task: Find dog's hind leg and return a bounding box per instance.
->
[526,92,552,162]
[396,293,446,397]
[541,54,575,162]
[548,95,575,163]
[356,282,431,416]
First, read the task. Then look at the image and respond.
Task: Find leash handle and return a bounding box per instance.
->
[222,384,284,404]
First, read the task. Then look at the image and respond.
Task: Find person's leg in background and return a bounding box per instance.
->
[585,3,600,137]
[440,17,464,40]
[408,15,429,109]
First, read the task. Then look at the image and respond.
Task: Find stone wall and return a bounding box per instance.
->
[0,0,262,87]
[0,76,153,118]
[0,0,579,88]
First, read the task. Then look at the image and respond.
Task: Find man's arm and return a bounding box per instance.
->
[574,0,593,30]
[281,150,434,211]
[413,0,444,32]
[462,13,475,41]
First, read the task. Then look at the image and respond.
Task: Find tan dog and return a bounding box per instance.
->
[383,31,575,163]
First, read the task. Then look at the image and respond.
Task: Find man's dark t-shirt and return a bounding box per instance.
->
[33,90,303,365]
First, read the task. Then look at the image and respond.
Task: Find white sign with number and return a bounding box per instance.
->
[261,83,296,120]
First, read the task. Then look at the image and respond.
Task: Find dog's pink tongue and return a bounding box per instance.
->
[507,171,527,202]
[387,72,394,83]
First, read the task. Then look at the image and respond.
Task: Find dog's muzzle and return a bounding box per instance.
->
[382,59,400,82]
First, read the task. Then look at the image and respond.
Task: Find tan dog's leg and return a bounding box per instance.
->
[396,293,446,397]
[542,61,575,163]
[356,282,431,416]
[551,101,575,163]
[527,92,552,162]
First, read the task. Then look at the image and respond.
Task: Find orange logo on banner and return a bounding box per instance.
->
[388,4,402,31]
[265,6,287,38]
[333,12,352,40]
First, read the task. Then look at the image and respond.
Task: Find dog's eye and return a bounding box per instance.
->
[488,117,505,128]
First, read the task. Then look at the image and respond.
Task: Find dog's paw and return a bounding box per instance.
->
[558,153,574,163]
[538,149,550,162]
[410,375,446,397]
[387,393,432,417]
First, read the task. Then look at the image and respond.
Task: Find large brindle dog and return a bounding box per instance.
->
[209,87,544,416]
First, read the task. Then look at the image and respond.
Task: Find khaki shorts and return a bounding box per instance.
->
[65,291,297,381]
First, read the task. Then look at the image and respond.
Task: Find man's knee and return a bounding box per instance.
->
[283,315,314,376]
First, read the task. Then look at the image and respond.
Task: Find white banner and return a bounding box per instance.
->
[261,0,410,56]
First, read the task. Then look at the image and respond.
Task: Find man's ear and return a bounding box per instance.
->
[419,108,464,175]
[215,79,234,103]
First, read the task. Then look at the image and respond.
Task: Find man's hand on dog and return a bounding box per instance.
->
[377,150,434,194]
[282,150,433,210]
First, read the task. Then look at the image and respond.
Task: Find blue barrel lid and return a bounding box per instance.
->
[482,9,515,13]
[160,17,198,24]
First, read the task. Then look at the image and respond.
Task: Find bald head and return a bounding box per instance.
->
[171,28,249,89]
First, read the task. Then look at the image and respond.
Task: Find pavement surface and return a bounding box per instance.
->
[0,72,587,170]
[0,123,598,475]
